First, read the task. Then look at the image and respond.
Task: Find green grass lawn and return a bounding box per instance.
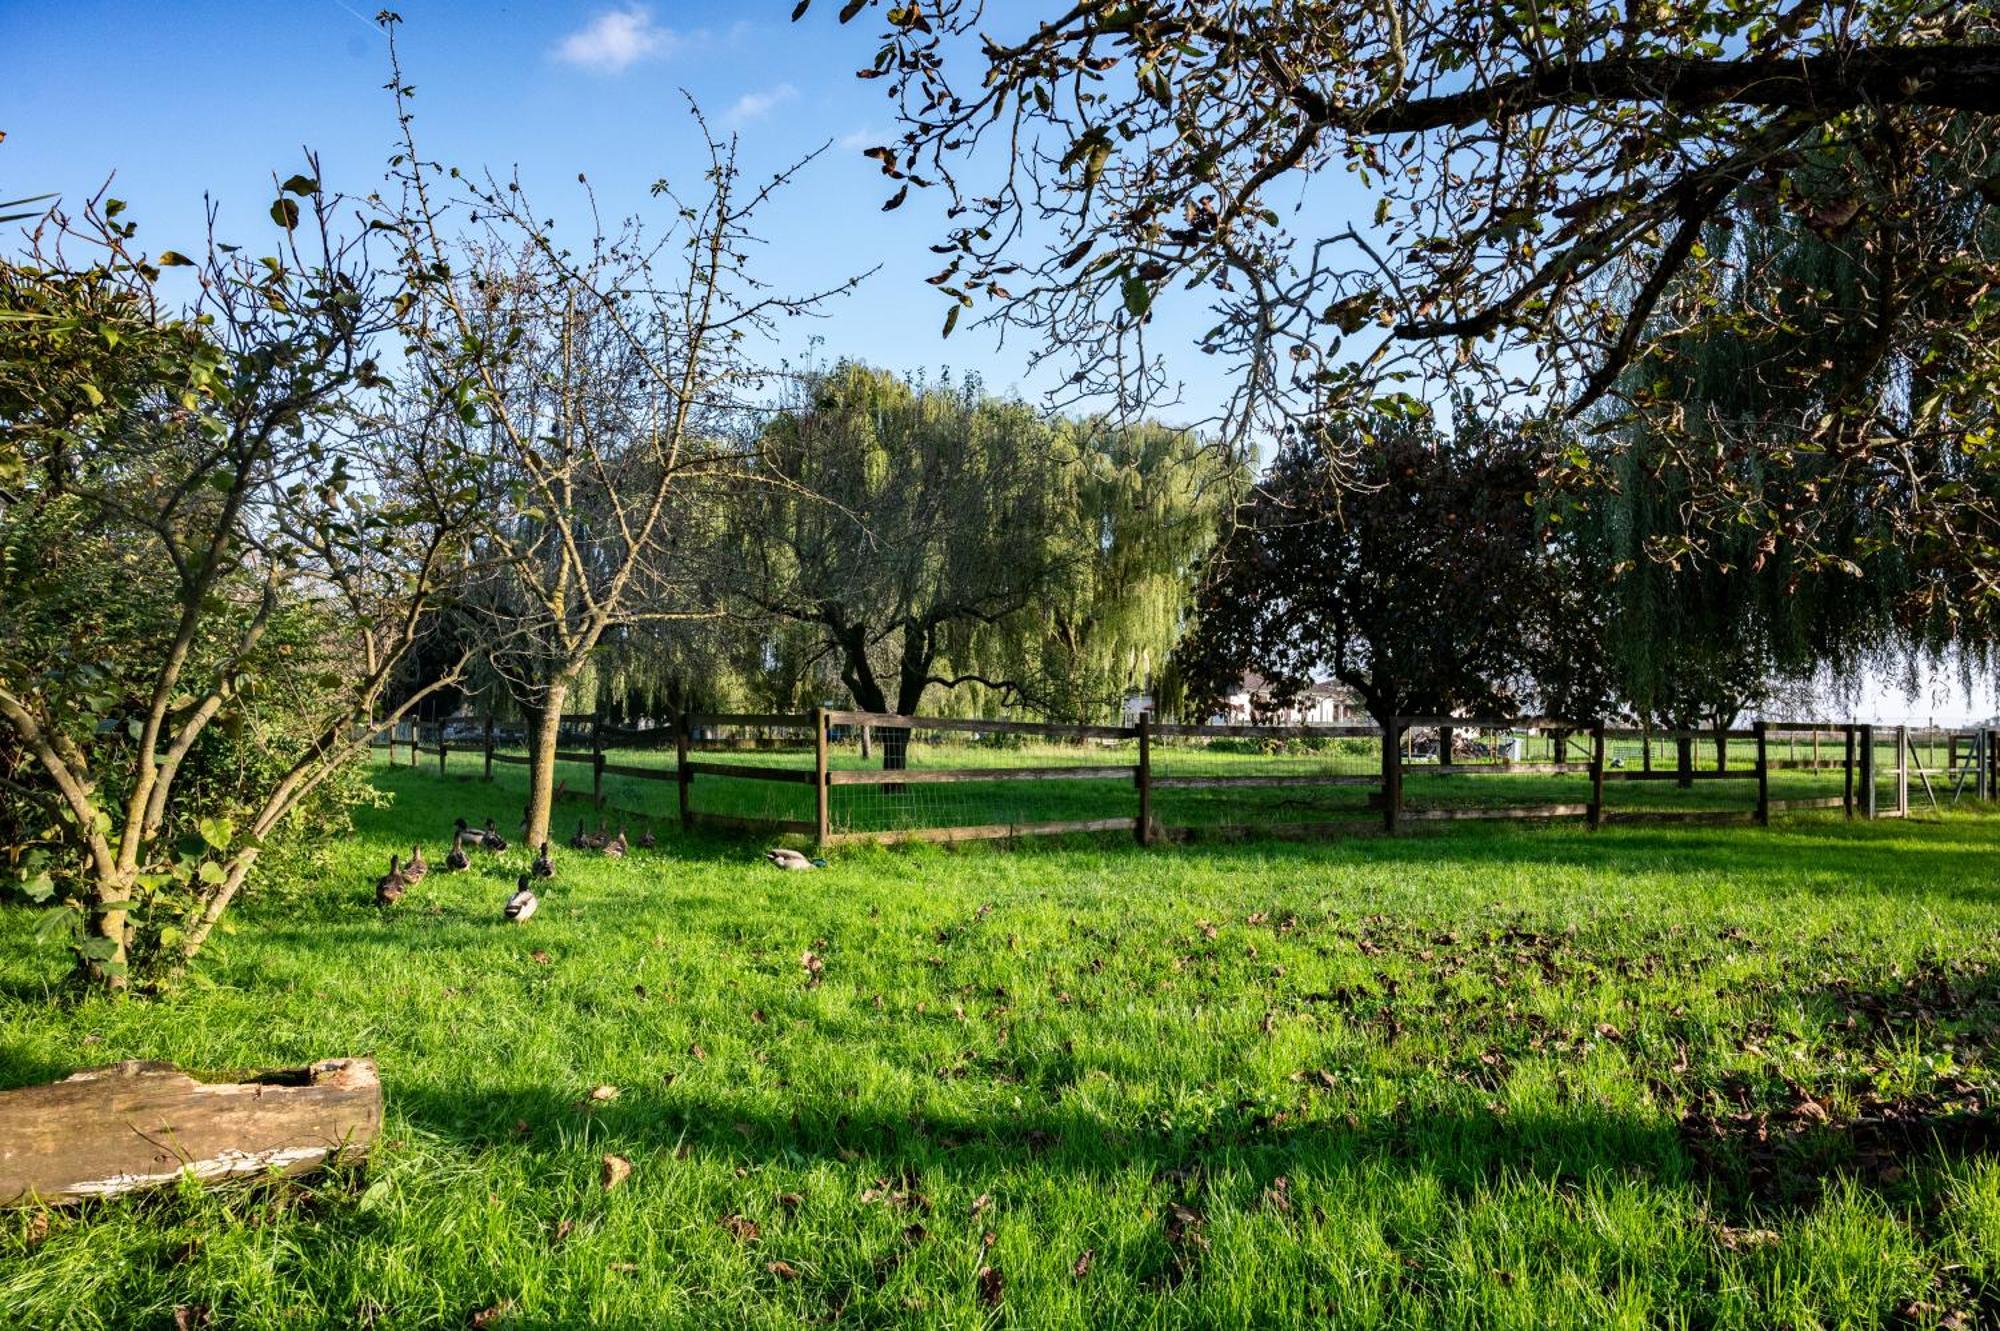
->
[7,763,2000,1328]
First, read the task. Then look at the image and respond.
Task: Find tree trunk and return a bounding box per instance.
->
[879,724,911,773]
[1676,735,1694,789]
[80,887,131,994]
[523,681,570,848]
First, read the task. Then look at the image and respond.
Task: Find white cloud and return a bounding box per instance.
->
[837,128,877,151]
[726,83,798,125]
[554,6,676,75]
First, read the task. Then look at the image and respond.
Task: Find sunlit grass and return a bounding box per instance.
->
[5,763,2000,1328]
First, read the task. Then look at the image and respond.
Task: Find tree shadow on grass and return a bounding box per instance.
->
[388,1068,2000,1230]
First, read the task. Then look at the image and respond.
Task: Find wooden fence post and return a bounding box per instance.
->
[1897,725,1909,817]
[1859,723,1877,819]
[1588,721,1606,830]
[484,716,495,781]
[1135,713,1153,846]
[1843,724,1856,819]
[1383,720,1403,834]
[1754,720,1769,826]
[591,713,605,807]
[437,723,447,777]
[813,707,830,848]
[676,714,692,832]
[1988,728,1998,801]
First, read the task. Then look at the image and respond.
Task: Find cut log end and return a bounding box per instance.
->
[0,1057,382,1207]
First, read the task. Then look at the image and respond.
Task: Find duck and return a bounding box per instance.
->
[637,825,656,850]
[482,817,509,853]
[445,831,470,872]
[503,874,539,923]
[532,841,555,879]
[586,820,609,851]
[568,818,590,851]
[603,827,628,858]
[405,843,428,883]
[764,847,827,871]
[375,854,408,905]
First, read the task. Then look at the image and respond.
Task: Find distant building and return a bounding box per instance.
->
[1124,675,1362,726]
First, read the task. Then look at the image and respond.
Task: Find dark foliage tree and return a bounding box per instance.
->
[1176,408,1545,759]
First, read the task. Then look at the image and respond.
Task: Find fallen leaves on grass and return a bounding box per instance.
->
[601,1155,632,1190]
[977,1265,1004,1306]
[766,1259,800,1280]
[468,1303,511,1329]
[720,1213,760,1242]
[1072,1248,1094,1280]
[801,950,825,987]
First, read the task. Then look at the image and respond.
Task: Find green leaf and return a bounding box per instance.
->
[197,860,227,885]
[941,304,960,338]
[79,382,105,407]
[281,174,320,197]
[77,934,120,962]
[270,198,301,231]
[157,249,196,267]
[198,816,233,851]
[1121,275,1151,318]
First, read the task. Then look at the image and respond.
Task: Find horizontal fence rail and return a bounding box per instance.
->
[376,711,1974,848]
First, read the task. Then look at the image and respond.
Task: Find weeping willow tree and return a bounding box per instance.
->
[1580,197,1934,756]
[731,363,1237,755]
[961,418,1242,723]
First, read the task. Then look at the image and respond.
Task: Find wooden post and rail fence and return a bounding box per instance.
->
[376,710,1962,849]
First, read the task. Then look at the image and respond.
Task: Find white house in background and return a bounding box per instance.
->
[1123,675,1363,726]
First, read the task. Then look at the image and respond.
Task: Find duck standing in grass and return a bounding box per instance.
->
[504,874,539,923]
[637,825,656,850]
[405,843,428,884]
[375,854,408,905]
[603,827,628,858]
[482,817,509,853]
[445,831,470,872]
[532,841,555,879]
[568,819,590,851]
[764,848,826,871]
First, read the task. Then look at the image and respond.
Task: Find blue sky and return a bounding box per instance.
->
[1,0,1987,722]
[0,0,1224,411]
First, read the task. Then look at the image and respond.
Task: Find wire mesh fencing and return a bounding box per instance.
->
[389,710,1978,848]
[823,713,1140,842]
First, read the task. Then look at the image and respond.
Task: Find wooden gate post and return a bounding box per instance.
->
[484,715,495,781]
[591,713,605,807]
[1843,724,1857,818]
[1988,729,1999,801]
[1859,723,1877,819]
[1135,713,1153,846]
[1588,721,1606,830]
[1754,720,1769,826]
[676,714,692,831]
[1383,720,1403,834]
[813,707,831,848]
[1897,725,1909,817]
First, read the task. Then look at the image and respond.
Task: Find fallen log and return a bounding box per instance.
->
[0,1057,380,1206]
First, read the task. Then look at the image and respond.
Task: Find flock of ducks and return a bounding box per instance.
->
[372,812,819,921]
